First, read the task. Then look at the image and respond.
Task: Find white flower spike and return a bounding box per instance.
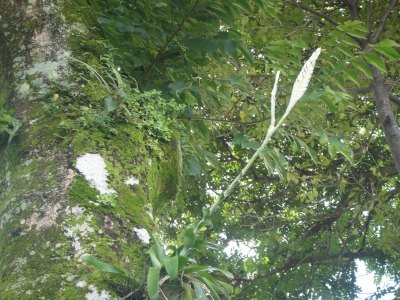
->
[287,48,321,112]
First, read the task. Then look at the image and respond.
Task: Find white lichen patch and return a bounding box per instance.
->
[86,285,112,300]
[76,154,115,194]
[134,228,150,244]
[63,206,95,260]
[76,281,87,288]
[124,177,139,186]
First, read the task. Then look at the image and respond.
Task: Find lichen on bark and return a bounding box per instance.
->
[0,0,182,298]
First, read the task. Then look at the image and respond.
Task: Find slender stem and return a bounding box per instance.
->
[143,0,201,80]
[210,72,282,215]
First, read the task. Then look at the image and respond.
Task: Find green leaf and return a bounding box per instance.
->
[147,267,161,300]
[363,52,386,72]
[163,255,179,280]
[345,29,366,39]
[340,34,361,48]
[169,81,186,93]
[149,235,165,264]
[104,97,117,113]
[352,60,373,79]
[183,225,196,248]
[186,154,202,176]
[83,256,130,280]
[344,68,361,86]
[372,46,400,61]
[294,137,318,165]
[182,265,234,279]
[372,38,400,48]
[193,281,208,300]
[148,246,162,270]
[203,150,219,168]
[233,0,252,13]
[182,282,194,300]
[328,138,354,164]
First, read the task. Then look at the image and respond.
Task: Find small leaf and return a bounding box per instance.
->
[372,46,400,61]
[372,38,400,48]
[328,138,354,164]
[169,81,186,93]
[352,60,373,79]
[363,52,386,72]
[104,97,117,113]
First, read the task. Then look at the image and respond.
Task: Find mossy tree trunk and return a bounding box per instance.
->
[0,1,180,299]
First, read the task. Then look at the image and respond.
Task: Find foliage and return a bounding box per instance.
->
[82,0,400,299]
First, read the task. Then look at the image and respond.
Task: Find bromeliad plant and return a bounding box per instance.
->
[84,48,321,299]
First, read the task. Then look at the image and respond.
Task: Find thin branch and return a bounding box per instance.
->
[389,93,400,106]
[143,0,201,80]
[236,249,385,283]
[370,0,399,44]
[285,0,339,26]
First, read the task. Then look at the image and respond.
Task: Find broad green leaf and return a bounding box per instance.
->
[363,52,386,72]
[183,225,196,248]
[169,81,186,93]
[193,281,208,300]
[148,246,162,269]
[83,256,130,280]
[199,277,221,300]
[149,235,165,263]
[182,282,194,300]
[147,267,160,300]
[163,255,179,280]
[186,154,202,176]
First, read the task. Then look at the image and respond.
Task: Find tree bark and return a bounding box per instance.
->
[370,66,400,173]
[0,1,180,298]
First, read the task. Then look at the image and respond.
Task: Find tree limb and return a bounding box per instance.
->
[347,0,360,21]
[285,0,339,26]
[370,0,399,44]
[389,93,400,106]
[371,66,400,173]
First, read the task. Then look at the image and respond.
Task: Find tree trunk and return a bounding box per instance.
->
[0,1,180,298]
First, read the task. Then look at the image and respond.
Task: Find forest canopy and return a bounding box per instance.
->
[70,0,400,299]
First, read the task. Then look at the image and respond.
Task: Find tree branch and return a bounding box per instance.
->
[285,0,339,26]
[371,66,400,173]
[143,0,201,80]
[370,0,399,44]
[389,93,400,106]
[347,0,360,21]
[236,249,385,284]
